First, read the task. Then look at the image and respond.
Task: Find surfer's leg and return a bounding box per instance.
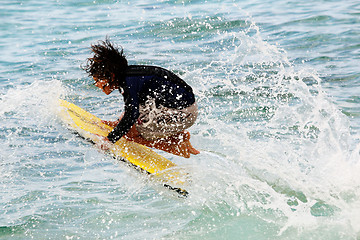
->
[168,131,200,156]
[130,102,199,157]
[126,128,199,158]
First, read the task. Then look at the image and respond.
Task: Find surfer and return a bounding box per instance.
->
[83,39,200,158]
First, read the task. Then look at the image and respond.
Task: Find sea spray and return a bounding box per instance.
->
[179,15,360,238]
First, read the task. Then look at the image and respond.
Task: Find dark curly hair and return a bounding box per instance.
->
[83,39,128,85]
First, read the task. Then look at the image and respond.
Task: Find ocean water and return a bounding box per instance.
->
[1,0,360,239]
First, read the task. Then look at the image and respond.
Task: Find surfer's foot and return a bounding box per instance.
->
[177,131,200,156]
[187,141,200,155]
[163,131,200,158]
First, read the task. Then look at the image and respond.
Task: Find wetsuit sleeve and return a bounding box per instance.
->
[107,91,140,143]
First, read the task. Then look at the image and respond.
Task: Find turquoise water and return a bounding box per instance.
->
[1,0,360,239]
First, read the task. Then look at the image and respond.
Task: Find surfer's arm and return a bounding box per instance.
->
[107,93,139,143]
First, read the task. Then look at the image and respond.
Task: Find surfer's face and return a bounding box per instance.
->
[94,77,116,95]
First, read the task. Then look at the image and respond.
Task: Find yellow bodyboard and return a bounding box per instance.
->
[58,99,188,197]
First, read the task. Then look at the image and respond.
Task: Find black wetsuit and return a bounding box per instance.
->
[107,65,195,143]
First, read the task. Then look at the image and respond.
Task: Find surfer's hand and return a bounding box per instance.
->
[94,135,112,151]
[101,120,119,128]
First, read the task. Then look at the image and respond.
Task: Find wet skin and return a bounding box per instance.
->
[94,77,118,95]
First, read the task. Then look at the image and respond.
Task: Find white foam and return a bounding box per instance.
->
[0,79,66,119]
[181,18,360,236]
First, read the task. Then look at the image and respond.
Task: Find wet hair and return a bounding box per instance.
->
[83,39,128,85]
